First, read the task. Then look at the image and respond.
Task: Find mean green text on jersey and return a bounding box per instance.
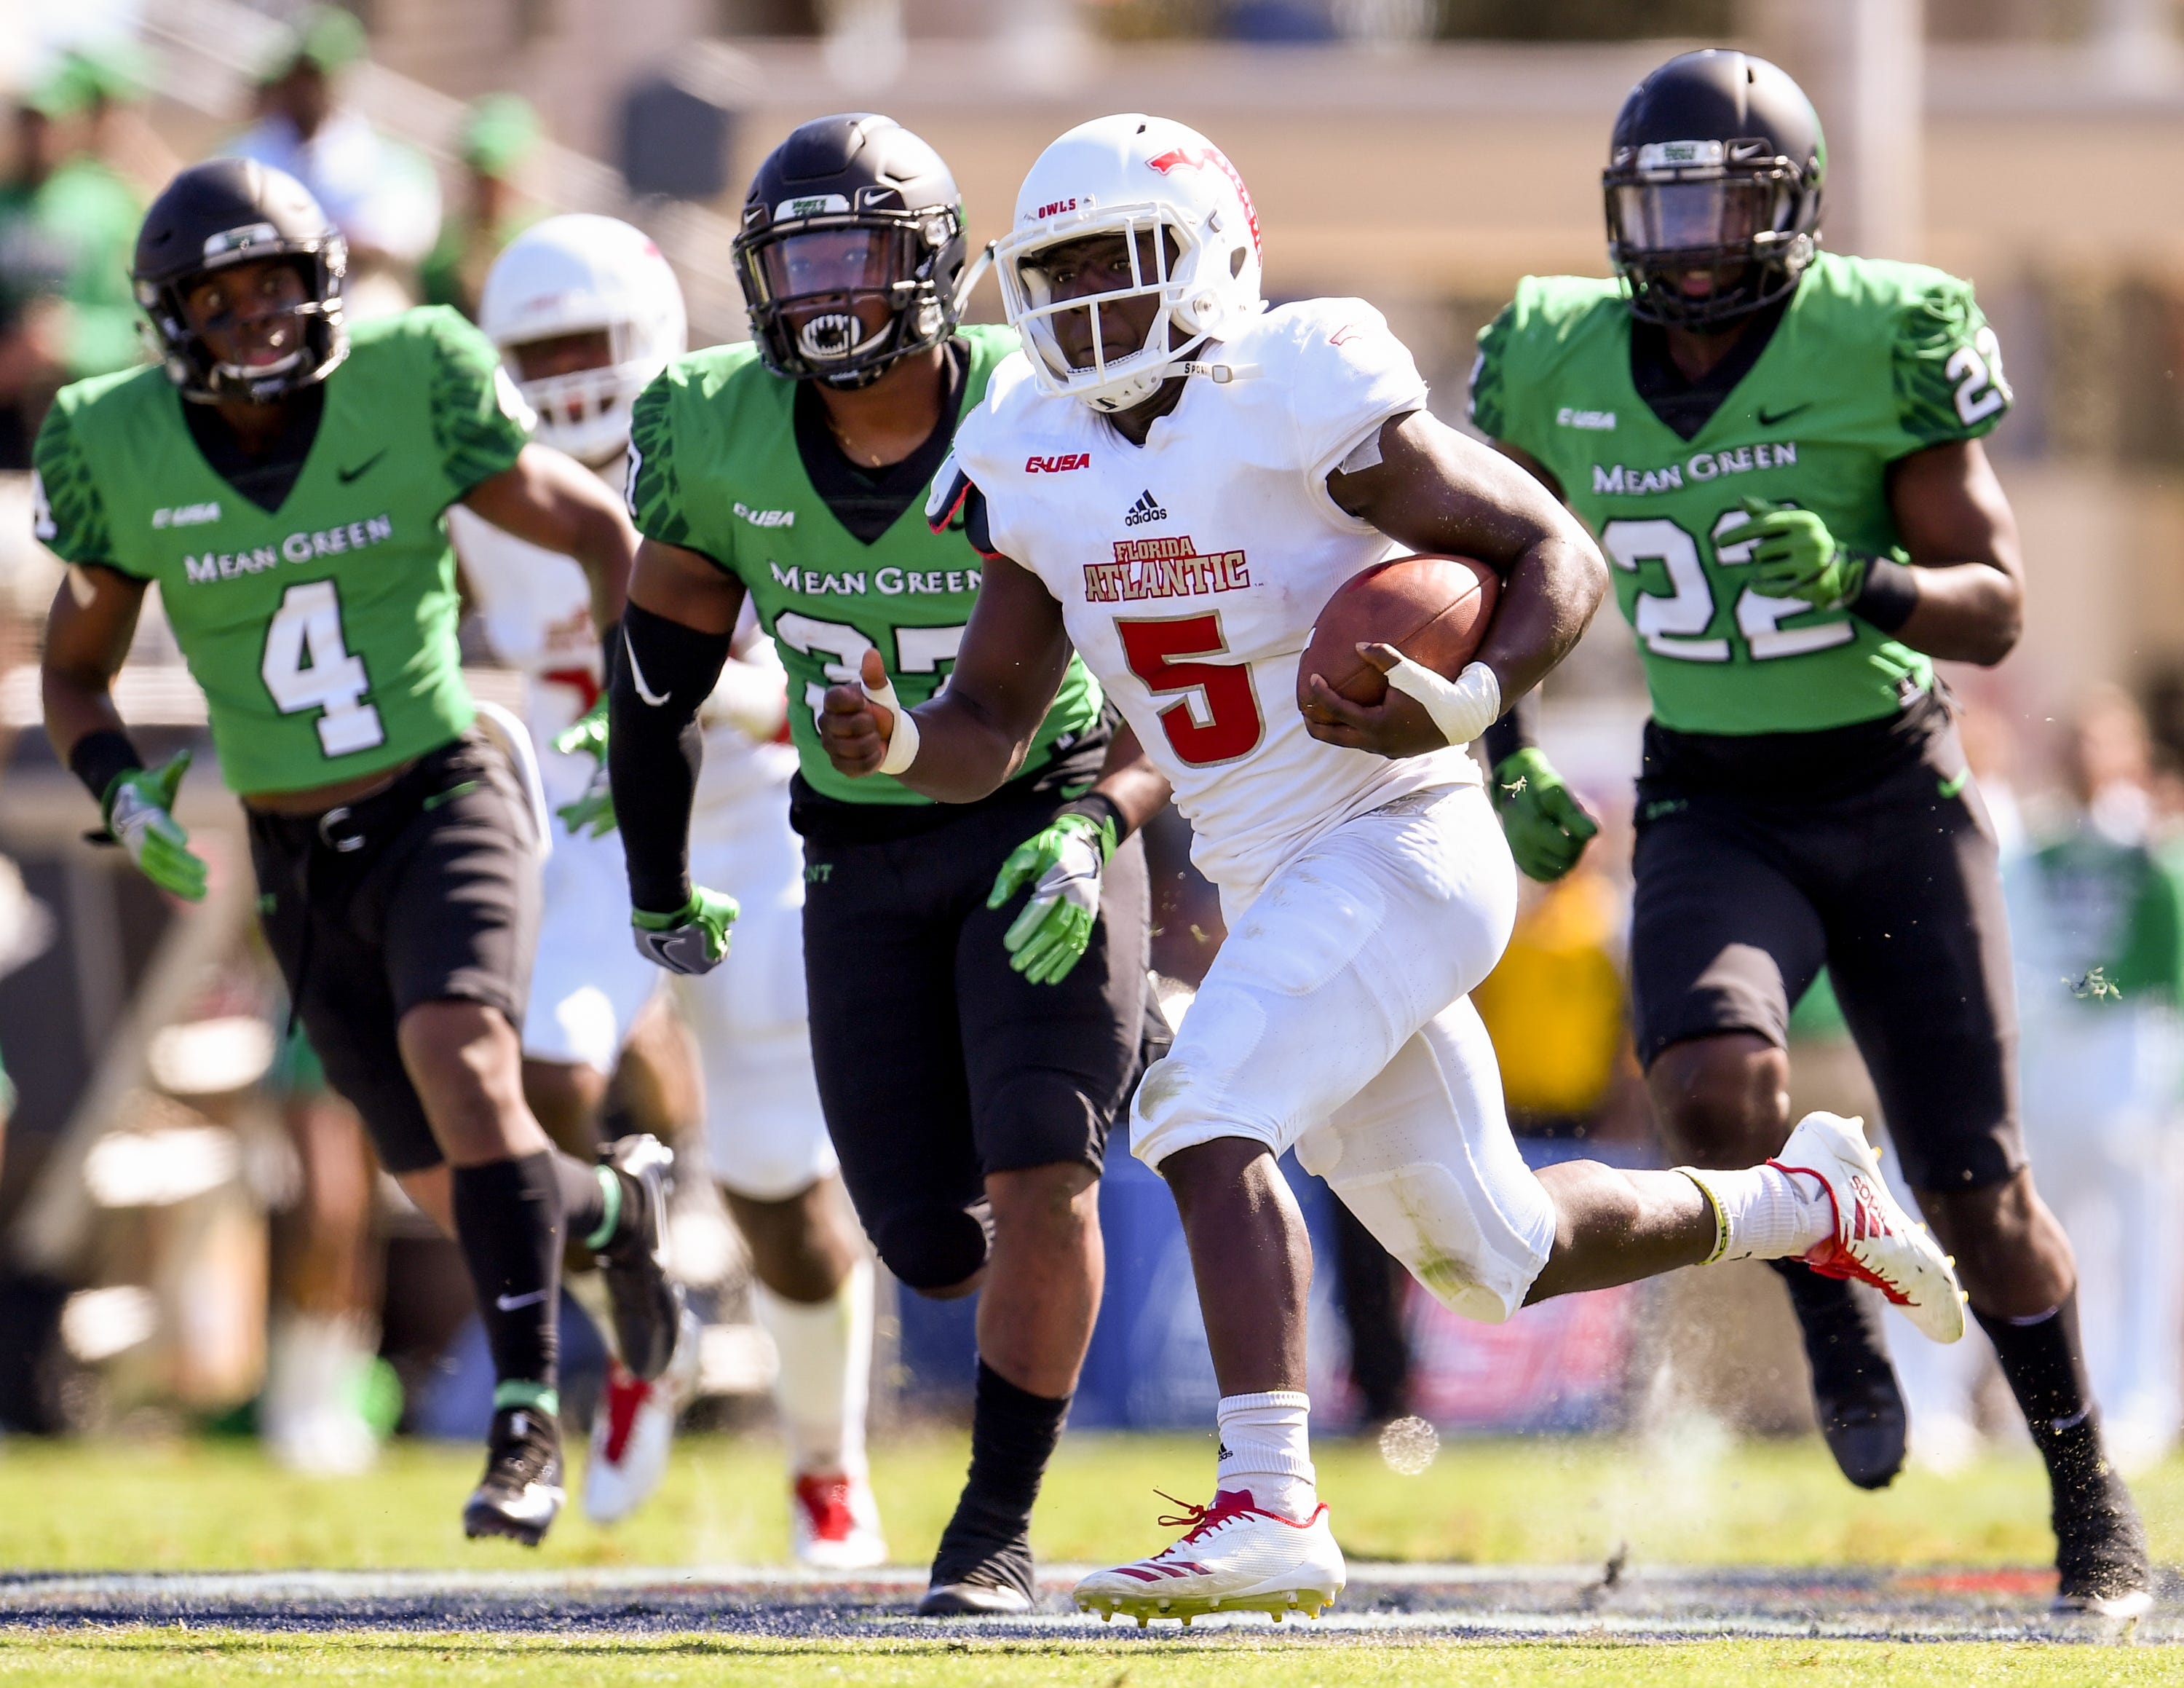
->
[627,325,1102,805]
[33,307,531,794]
[1473,251,2011,736]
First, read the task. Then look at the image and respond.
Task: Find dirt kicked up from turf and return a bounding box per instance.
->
[0,1563,2170,1645]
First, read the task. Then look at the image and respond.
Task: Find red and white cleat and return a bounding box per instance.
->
[582,1358,676,1524]
[1072,1490,1345,1628]
[1774,1111,1967,1344]
[791,1472,889,1570]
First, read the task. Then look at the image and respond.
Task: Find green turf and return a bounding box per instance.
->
[0,1633,2174,1687]
[0,1429,2179,1573]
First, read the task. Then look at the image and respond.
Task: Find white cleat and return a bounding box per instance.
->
[1773,1112,1967,1344]
[791,1471,890,1570]
[1072,1489,1345,1626]
[583,1309,699,1525]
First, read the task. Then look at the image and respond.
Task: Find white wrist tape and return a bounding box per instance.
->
[863,671,920,776]
[1381,658,1502,748]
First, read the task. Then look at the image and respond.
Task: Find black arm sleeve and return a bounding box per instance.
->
[1481,691,1539,771]
[609,600,733,916]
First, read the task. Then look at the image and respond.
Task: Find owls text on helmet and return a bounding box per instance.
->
[997,115,1265,414]
[478,214,687,465]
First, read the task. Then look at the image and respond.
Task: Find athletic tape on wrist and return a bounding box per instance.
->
[863,672,919,776]
[1383,657,1502,748]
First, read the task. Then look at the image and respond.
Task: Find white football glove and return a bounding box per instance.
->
[1382,658,1501,749]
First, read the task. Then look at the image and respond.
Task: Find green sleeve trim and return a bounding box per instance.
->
[424,308,532,496]
[31,397,117,567]
[1892,276,2011,449]
[625,371,695,550]
[1469,301,1516,443]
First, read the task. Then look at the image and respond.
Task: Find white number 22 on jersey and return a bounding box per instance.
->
[261,580,387,757]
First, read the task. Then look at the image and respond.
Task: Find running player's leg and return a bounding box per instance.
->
[1826,735,2148,1615]
[681,812,886,1566]
[1629,792,1909,1489]
[938,807,1150,1614]
[1087,786,1958,1624]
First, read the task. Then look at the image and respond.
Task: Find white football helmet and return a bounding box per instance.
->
[997,114,1265,413]
[478,213,687,465]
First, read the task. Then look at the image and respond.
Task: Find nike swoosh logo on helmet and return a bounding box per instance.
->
[495,1289,550,1312]
[625,626,670,706]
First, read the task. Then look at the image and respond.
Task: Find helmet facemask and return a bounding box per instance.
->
[505,321,656,465]
[735,202,961,390]
[999,205,1222,414]
[1605,141,1816,331]
[141,238,349,404]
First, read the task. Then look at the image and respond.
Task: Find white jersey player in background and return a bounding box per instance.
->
[450,215,885,1567]
[818,114,1969,1622]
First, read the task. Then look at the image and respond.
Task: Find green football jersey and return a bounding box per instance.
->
[33,307,530,795]
[1472,251,2011,735]
[627,326,1103,806]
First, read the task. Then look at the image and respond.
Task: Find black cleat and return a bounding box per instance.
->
[596,1134,686,1382]
[1772,1260,1907,1490]
[462,1405,566,1547]
[921,1513,1037,1616]
[2054,1454,2153,1618]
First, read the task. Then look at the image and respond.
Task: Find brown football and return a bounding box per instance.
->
[1299,553,1500,715]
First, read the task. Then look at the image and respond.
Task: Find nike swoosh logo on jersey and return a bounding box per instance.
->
[625,626,671,706]
[1754,403,1811,427]
[495,1289,550,1312]
[337,449,388,484]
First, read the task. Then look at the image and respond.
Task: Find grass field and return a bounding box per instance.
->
[2,1432,2175,1683]
[0,1427,2172,1572]
[0,1633,2177,1687]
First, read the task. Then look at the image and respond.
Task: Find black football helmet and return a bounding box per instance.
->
[1604,50,1825,331]
[132,158,348,403]
[732,113,968,388]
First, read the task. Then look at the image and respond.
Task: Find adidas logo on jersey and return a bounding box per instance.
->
[1123,489,1169,527]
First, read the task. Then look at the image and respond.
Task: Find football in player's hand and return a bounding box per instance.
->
[1299,554,1499,717]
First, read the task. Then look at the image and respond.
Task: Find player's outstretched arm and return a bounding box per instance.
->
[609,537,747,939]
[41,564,209,900]
[1305,410,1608,757]
[462,443,638,633]
[818,551,1074,804]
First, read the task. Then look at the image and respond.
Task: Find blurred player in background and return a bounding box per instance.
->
[825,111,1965,1626]
[34,160,678,1546]
[451,213,885,1566]
[422,96,542,323]
[1472,48,2148,1614]
[609,115,1166,1612]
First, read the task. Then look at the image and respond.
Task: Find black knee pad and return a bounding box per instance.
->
[874,1201,992,1293]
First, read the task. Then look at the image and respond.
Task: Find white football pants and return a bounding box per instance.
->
[1130,784,1556,1322]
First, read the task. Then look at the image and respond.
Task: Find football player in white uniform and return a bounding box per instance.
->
[820,115,1968,1623]
[451,214,885,1567]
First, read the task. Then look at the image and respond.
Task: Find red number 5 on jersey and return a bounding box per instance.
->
[1115,612,1265,767]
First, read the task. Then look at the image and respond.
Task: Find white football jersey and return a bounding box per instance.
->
[950,299,1479,902]
[449,464,794,816]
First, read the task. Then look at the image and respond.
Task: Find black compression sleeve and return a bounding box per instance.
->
[609,601,732,916]
[1480,692,1539,771]
[68,728,144,808]
[1849,556,1920,634]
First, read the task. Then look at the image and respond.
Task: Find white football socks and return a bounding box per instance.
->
[1215,1391,1318,1521]
[753,1257,873,1480]
[1678,1163,1835,1264]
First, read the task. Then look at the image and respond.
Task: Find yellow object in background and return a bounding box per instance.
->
[1473,871,1626,1119]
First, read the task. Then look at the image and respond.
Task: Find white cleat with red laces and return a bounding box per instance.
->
[1773,1111,1967,1344]
[583,1307,700,1525]
[791,1472,890,1570]
[1073,1489,1345,1627]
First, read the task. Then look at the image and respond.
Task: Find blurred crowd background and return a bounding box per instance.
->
[2,0,2184,1483]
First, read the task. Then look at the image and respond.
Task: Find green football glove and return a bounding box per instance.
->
[987,809,1115,986]
[103,749,209,902]
[1730,494,1868,609]
[551,698,615,837]
[1491,746,1599,883]
[631,887,740,976]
